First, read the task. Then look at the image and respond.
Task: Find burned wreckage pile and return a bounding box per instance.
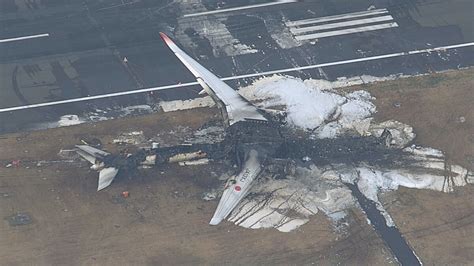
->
[76,117,397,214]
[74,33,472,231]
[76,116,397,187]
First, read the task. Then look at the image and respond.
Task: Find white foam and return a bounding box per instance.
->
[224,75,472,232]
[159,96,215,112]
[57,115,85,127]
[239,75,381,137]
[240,75,346,130]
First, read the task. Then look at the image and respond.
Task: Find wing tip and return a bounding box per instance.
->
[159,32,173,46]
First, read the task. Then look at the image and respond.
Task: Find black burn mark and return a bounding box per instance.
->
[11,66,30,105]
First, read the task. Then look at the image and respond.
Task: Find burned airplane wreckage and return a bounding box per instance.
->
[76,118,398,223]
[76,32,408,225]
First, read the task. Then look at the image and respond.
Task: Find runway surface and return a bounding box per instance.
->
[0,0,473,133]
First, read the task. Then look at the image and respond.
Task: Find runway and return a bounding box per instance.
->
[1,41,473,113]
[0,0,473,133]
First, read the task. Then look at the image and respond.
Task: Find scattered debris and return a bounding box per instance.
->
[202,190,218,201]
[81,138,102,147]
[58,149,80,160]
[178,158,210,166]
[113,131,146,145]
[142,155,157,166]
[6,212,32,226]
[12,160,20,168]
[175,2,259,56]
[189,125,225,144]
[369,120,415,148]
[159,96,215,112]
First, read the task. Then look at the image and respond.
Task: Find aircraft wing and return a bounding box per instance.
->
[159,32,268,126]
[210,149,263,225]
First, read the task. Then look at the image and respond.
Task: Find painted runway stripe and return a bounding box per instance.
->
[1,42,473,113]
[286,8,388,27]
[290,15,394,34]
[183,0,297,17]
[295,22,399,40]
[0,33,50,43]
[287,9,397,40]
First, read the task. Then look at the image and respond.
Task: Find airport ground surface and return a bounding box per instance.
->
[1,0,473,133]
[0,69,472,265]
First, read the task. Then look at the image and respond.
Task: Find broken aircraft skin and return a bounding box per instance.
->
[75,32,422,225]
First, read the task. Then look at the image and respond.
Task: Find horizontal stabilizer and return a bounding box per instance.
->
[75,145,109,164]
[98,167,119,191]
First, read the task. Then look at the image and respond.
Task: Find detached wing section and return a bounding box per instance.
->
[160,32,267,126]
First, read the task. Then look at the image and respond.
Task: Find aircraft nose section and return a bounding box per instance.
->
[159,32,172,45]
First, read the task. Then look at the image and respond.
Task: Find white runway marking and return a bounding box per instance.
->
[183,0,297,17]
[0,33,50,43]
[295,22,399,40]
[290,15,395,34]
[288,8,398,40]
[1,42,473,113]
[286,9,388,27]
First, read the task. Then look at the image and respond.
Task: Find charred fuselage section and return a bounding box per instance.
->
[96,120,398,178]
[149,122,398,169]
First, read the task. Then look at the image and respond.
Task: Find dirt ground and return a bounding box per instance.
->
[0,69,473,265]
[354,69,474,170]
[355,68,474,265]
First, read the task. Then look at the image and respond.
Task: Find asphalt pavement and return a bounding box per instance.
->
[0,0,473,133]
